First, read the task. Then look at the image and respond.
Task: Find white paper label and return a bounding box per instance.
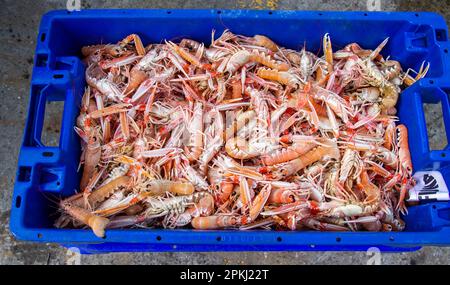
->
[408,171,449,202]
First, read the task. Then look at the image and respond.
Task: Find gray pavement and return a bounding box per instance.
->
[1,0,449,265]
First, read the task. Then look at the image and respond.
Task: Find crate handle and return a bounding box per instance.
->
[420,87,450,162]
[31,85,68,148]
[29,85,50,147]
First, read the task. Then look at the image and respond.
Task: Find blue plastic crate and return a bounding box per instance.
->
[10,9,450,253]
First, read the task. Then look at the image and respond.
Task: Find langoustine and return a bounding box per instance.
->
[58,31,427,237]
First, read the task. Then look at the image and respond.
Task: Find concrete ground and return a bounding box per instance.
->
[1,0,449,265]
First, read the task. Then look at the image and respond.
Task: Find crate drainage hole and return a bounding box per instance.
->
[442,153,447,158]
[43,151,53,157]
[277,237,282,242]
[166,11,171,14]
[37,233,43,239]
[445,49,449,54]
[216,236,222,242]
[156,236,162,241]
[433,205,437,209]
[40,33,46,42]
[389,236,395,241]
[15,196,21,208]
[217,10,221,14]
[336,237,341,242]
[436,29,448,41]
[18,166,31,182]
[53,74,64,79]
[423,102,448,150]
[36,54,48,67]
[268,11,273,15]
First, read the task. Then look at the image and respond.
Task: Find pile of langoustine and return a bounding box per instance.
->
[56,31,429,238]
